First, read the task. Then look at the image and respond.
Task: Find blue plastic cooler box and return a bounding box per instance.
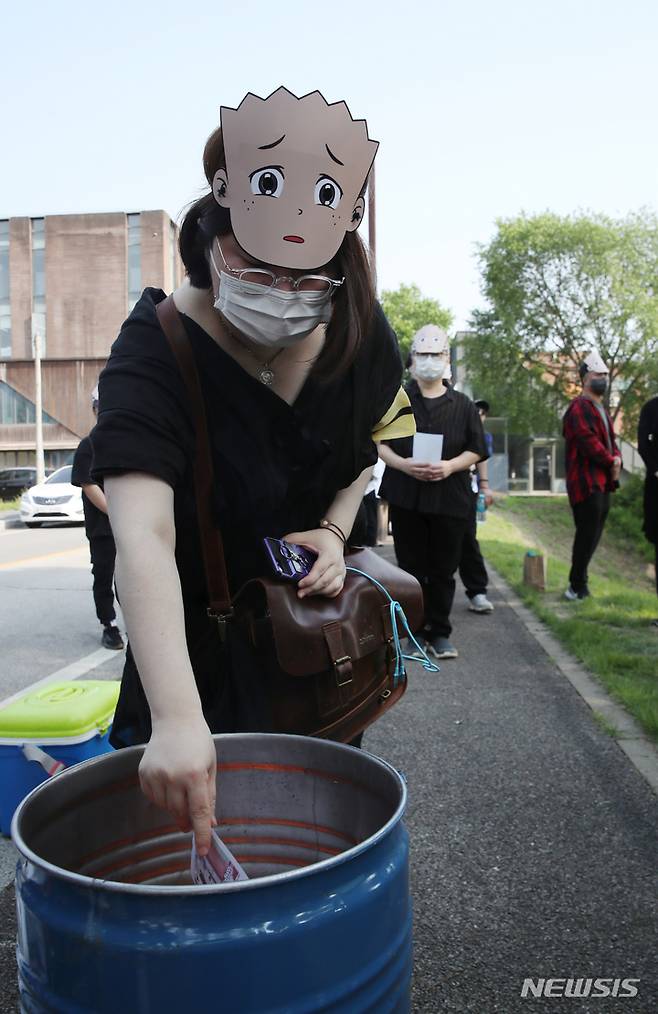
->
[0,680,120,835]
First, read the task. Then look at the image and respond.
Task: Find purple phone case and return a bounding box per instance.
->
[263,538,317,582]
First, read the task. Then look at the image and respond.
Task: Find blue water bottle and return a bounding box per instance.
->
[476,490,487,522]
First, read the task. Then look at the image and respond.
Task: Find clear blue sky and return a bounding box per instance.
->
[2,0,656,328]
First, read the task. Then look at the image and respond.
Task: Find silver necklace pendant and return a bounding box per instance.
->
[258,366,275,386]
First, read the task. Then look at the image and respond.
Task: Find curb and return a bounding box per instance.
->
[489,566,658,796]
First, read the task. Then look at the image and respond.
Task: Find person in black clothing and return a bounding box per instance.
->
[379,325,489,659]
[361,458,385,546]
[71,388,124,651]
[458,399,494,614]
[638,395,658,623]
[90,87,415,853]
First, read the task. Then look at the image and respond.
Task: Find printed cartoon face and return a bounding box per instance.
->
[214,87,378,270]
[411,325,450,356]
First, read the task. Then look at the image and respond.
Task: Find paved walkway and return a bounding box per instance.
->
[367,552,658,1013]
[1,556,657,1013]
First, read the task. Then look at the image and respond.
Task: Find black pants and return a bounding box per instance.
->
[363,491,378,547]
[390,505,469,638]
[90,535,117,626]
[458,498,488,598]
[569,491,610,593]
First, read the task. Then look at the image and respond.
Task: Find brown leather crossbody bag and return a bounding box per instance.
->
[156,295,423,743]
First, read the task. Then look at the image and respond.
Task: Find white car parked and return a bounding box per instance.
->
[20,465,84,528]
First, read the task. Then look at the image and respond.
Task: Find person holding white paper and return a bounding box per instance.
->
[378,326,489,659]
[413,432,444,464]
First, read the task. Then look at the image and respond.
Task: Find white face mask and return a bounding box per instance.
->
[413,355,446,382]
[213,268,333,349]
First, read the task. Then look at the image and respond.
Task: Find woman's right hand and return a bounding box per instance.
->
[138,716,217,856]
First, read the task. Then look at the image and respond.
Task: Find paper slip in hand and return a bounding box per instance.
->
[191,829,249,885]
[413,433,444,464]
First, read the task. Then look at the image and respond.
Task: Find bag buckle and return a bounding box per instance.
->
[333,655,353,687]
[207,607,234,643]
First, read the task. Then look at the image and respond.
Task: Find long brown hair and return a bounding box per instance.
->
[178,127,376,381]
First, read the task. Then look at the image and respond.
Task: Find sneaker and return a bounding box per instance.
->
[468,593,494,613]
[564,586,580,601]
[102,625,124,650]
[427,636,458,659]
[401,637,428,659]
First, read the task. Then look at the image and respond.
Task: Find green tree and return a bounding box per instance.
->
[461,311,564,438]
[381,283,453,363]
[463,211,658,436]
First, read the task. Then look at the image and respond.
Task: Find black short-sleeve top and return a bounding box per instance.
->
[91,288,412,627]
[379,379,488,519]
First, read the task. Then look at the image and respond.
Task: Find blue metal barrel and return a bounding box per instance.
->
[13,733,411,1012]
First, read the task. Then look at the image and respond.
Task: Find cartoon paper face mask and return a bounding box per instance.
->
[411,325,449,357]
[213,87,378,270]
[582,350,609,375]
[411,325,450,382]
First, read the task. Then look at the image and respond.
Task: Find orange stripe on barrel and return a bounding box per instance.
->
[218,816,357,845]
[90,842,190,879]
[79,824,181,866]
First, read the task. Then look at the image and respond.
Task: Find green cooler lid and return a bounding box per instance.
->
[0,681,120,739]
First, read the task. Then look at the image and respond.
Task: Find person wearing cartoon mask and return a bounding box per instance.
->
[563,351,621,601]
[90,88,414,855]
[378,326,489,660]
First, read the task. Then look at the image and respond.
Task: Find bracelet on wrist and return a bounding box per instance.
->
[321,519,347,543]
[325,528,345,547]
[320,519,347,545]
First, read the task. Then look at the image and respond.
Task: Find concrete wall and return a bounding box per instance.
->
[141,210,183,292]
[0,358,106,441]
[0,211,183,458]
[0,421,79,453]
[45,213,128,359]
[141,210,166,292]
[8,218,32,359]
[3,209,183,363]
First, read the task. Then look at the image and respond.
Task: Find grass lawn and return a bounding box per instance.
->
[0,496,20,513]
[479,496,658,743]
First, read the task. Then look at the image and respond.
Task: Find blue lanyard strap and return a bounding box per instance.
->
[345,566,440,686]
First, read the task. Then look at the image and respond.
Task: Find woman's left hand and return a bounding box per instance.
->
[427,459,454,481]
[283,528,347,599]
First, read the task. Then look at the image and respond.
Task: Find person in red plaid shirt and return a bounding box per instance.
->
[563,350,622,601]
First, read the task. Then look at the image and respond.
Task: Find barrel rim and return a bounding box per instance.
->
[11,733,407,895]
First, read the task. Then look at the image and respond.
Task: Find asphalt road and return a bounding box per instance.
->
[0,522,125,1013]
[0,524,125,702]
[0,534,656,1012]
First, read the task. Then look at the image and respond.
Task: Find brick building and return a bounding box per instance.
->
[0,210,183,469]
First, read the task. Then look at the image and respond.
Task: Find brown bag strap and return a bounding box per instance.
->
[155,295,232,619]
